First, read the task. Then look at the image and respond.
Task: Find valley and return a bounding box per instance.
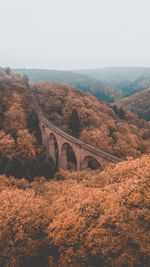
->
[0,67,150,267]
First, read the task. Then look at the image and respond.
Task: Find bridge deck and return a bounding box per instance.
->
[38,110,122,164]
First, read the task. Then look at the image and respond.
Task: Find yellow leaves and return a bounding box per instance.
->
[126,191,143,208]
[0,188,51,265]
[48,209,85,245]
[0,131,14,147]
[0,131,15,156]
[4,95,26,134]
[16,129,36,158]
[15,228,25,241]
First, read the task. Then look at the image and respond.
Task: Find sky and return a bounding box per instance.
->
[0,0,150,70]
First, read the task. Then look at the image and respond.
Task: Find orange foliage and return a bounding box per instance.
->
[4,93,26,135]
[0,131,15,157]
[0,189,51,267]
[0,69,150,267]
[0,73,55,180]
[0,155,149,266]
[16,129,36,158]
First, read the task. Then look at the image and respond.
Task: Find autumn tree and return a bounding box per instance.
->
[4,94,26,137]
[0,131,15,156]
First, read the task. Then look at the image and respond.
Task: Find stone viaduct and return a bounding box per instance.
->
[38,110,122,171]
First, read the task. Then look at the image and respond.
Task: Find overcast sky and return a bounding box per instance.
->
[0,0,150,70]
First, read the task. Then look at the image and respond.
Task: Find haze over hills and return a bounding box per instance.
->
[14,68,122,102]
[75,67,150,83]
[14,67,150,103]
[10,67,150,124]
[75,67,150,97]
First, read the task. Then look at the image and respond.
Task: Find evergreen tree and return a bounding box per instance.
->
[5,67,11,75]
[23,74,29,86]
[68,108,81,138]
[112,105,119,114]
[118,107,126,119]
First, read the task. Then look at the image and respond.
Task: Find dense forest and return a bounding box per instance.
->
[0,154,150,267]
[0,69,150,267]
[15,67,150,102]
[33,82,150,159]
[1,69,150,174]
[14,68,122,102]
[116,88,150,121]
[76,67,150,98]
[0,70,57,180]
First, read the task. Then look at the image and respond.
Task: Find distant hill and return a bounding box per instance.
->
[75,67,150,97]
[115,88,150,121]
[14,68,121,102]
[11,67,150,104]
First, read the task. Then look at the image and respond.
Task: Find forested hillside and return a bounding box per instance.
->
[1,70,150,181]
[34,82,150,159]
[0,71,56,180]
[76,67,150,98]
[14,67,150,104]
[0,69,150,267]
[14,68,121,102]
[1,0,150,265]
[115,88,150,121]
[0,154,150,267]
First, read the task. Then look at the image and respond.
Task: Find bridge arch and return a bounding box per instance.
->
[48,132,58,164]
[59,142,77,171]
[82,156,101,170]
[41,124,46,133]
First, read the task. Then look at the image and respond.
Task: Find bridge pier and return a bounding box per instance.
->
[41,125,47,146]
[48,138,56,164]
[76,158,81,171]
[59,148,68,171]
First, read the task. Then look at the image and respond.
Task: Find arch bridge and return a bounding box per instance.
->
[38,111,122,171]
